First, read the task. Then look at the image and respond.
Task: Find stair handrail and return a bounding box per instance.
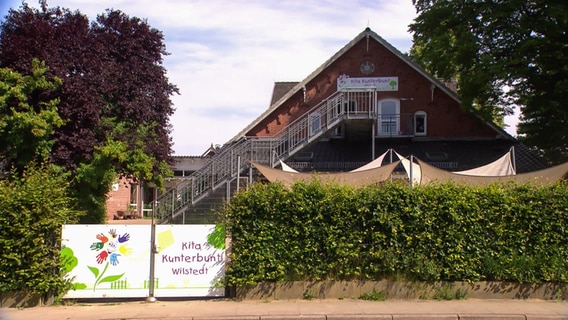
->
[155,89,373,221]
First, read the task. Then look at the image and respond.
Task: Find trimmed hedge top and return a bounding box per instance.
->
[223,180,568,285]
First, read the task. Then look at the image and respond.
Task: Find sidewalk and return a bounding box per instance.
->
[1,298,567,320]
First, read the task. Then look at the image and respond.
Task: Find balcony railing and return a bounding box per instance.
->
[377,114,414,137]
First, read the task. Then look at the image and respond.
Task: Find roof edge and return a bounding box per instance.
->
[227,28,513,144]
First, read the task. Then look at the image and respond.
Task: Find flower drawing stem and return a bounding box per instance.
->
[93,262,110,291]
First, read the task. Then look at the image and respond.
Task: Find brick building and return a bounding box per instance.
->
[105,145,218,222]
[227,27,544,173]
[155,27,548,222]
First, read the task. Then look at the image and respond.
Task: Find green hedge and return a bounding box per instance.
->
[223,180,568,285]
[0,163,80,296]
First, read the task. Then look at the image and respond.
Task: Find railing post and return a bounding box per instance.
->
[248,139,253,163]
[286,128,290,157]
[410,154,414,189]
[191,177,194,204]
[371,122,375,160]
[369,90,377,118]
[211,160,215,188]
[230,149,234,175]
[171,188,175,220]
[249,163,252,186]
[270,148,274,168]
[236,155,241,192]
[226,179,230,203]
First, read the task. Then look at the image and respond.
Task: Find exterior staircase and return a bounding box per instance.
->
[156,89,380,223]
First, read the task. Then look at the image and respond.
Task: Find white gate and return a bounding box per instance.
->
[61,224,225,299]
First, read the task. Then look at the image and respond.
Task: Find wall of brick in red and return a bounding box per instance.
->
[105,177,131,221]
[247,36,497,138]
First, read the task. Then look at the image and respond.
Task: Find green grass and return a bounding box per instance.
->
[359,289,387,301]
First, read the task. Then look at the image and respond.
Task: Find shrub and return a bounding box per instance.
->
[223,180,568,286]
[0,163,82,297]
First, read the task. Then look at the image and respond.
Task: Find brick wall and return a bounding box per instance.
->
[247,35,496,139]
[105,176,132,221]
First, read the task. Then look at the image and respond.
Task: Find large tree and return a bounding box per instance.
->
[0,59,64,171]
[0,3,178,222]
[409,0,568,164]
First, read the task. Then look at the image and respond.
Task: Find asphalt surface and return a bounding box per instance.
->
[1,298,568,320]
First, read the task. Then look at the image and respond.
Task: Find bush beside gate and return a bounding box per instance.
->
[223,180,568,287]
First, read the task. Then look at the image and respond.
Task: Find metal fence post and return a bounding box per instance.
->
[146,197,157,303]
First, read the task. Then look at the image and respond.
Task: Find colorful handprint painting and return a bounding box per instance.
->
[88,228,132,291]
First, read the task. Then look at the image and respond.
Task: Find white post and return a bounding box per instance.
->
[511,146,517,173]
[409,155,414,189]
[371,123,375,160]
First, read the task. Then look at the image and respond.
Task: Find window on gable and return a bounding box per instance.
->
[414,111,427,136]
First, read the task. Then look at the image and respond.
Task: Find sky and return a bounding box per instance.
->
[1,0,518,156]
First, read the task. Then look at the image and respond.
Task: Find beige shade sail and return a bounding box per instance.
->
[394,151,422,186]
[279,160,299,173]
[279,149,392,174]
[417,158,568,186]
[350,149,391,172]
[454,147,516,176]
[251,160,401,188]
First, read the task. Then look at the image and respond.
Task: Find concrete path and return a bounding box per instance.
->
[1,298,567,320]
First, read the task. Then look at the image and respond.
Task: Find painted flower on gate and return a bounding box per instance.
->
[88,229,132,290]
[91,229,132,265]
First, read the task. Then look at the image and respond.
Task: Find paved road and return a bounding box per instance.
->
[1,298,568,320]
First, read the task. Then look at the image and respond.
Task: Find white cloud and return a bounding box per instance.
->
[12,0,420,155]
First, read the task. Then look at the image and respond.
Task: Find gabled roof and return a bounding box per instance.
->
[228,27,510,144]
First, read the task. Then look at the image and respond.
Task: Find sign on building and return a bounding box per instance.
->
[337,74,398,91]
[61,224,225,299]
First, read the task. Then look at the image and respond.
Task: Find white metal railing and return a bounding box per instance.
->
[377,114,414,136]
[271,90,377,162]
[156,89,394,222]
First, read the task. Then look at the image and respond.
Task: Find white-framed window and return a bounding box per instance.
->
[309,112,321,136]
[377,99,400,135]
[414,111,427,136]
